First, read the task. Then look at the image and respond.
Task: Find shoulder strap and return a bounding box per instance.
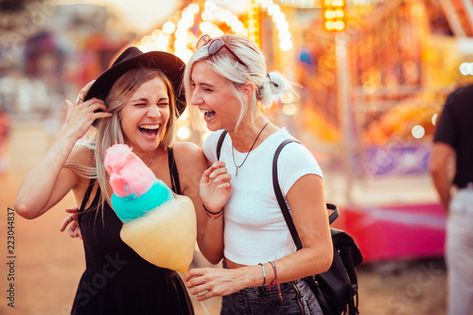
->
[272,139,303,249]
[216,130,228,160]
[79,178,97,213]
[168,147,181,195]
[272,139,339,250]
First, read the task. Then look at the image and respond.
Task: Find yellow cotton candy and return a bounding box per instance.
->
[120,195,196,273]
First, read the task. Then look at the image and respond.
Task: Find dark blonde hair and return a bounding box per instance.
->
[71,67,177,214]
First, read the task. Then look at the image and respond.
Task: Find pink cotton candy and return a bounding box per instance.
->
[104,144,155,197]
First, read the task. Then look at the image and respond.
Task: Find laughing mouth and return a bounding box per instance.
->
[138,124,161,137]
[201,109,216,119]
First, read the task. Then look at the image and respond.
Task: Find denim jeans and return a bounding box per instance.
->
[447,188,473,315]
[221,280,323,315]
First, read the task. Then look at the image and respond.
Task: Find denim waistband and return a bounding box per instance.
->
[221,279,323,315]
[237,280,299,295]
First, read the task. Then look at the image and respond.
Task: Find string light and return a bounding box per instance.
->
[322,0,347,32]
[137,1,294,55]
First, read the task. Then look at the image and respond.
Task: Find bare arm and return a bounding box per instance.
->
[258,174,332,282]
[175,142,225,264]
[429,142,455,212]
[185,174,333,299]
[14,135,80,219]
[14,91,110,219]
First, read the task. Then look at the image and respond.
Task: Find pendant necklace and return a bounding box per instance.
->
[231,122,269,176]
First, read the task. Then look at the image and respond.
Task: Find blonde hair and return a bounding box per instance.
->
[68,67,177,215]
[183,34,296,130]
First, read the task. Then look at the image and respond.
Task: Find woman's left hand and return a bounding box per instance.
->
[200,161,232,212]
[185,267,243,301]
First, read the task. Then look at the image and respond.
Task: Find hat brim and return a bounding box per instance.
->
[84,50,186,116]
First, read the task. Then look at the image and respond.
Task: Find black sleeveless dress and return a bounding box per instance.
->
[71,148,195,315]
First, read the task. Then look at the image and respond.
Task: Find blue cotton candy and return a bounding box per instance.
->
[112,180,174,223]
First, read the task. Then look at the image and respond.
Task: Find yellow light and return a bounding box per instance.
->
[322,0,346,32]
[199,21,214,34]
[188,3,200,14]
[334,9,345,18]
[247,0,261,48]
[162,21,176,34]
[334,21,345,30]
[332,0,345,6]
[177,126,191,141]
[324,10,335,19]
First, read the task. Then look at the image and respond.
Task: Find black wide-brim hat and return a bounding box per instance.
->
[84,46,186,116]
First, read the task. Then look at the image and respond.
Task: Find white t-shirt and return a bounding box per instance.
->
[203,128,324,265]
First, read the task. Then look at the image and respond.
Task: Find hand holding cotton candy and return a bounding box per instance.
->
[104,144,196,272]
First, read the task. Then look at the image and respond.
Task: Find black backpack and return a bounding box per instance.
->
[216,131,363,315]
[273,138,362,315]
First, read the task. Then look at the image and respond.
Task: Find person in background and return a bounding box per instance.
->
[183,34,333,314]
[14,47,222,315]
[430,84,473,315]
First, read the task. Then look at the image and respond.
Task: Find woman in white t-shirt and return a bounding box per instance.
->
[183,34,333,314]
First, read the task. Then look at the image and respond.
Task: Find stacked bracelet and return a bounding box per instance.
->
[269,260,283,303]
[202,203,224,219]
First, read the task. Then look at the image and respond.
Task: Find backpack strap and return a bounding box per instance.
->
[167,147,181,195]
[272,139,303,249]
[272,139,339,250]
[216,130,228,160]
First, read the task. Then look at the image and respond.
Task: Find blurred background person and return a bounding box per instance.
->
[430,84,473,315]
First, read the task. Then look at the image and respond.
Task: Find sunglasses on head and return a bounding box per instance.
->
[196,34,248,69]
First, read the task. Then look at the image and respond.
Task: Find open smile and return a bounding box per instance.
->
[138,123,161,139]
[200,109,216,122]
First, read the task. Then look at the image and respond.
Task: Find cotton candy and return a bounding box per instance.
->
[104,144,196,272]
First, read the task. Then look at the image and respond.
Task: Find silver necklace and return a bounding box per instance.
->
[231,122,269,176]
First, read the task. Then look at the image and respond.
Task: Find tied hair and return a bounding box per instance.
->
[257,71,296,108]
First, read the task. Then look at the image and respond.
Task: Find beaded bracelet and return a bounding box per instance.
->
[257,263,266,287]
[202,203,224,219]
[269,260,283,303]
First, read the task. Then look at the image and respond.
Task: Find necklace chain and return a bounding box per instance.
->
[231,122,269,176]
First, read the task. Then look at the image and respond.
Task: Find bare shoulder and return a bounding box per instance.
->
[172,142,207,192]
[173,142,206,169]
[67,142,95,167]
[65,143,95,190]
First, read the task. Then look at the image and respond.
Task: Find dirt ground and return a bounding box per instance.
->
[0,122,447,315]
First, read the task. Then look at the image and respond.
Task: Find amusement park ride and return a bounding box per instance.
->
[131,0,473,262]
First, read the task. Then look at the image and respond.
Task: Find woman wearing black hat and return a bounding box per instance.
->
[14,47,223,314]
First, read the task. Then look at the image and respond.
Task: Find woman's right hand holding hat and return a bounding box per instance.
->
[63,81,112,141]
